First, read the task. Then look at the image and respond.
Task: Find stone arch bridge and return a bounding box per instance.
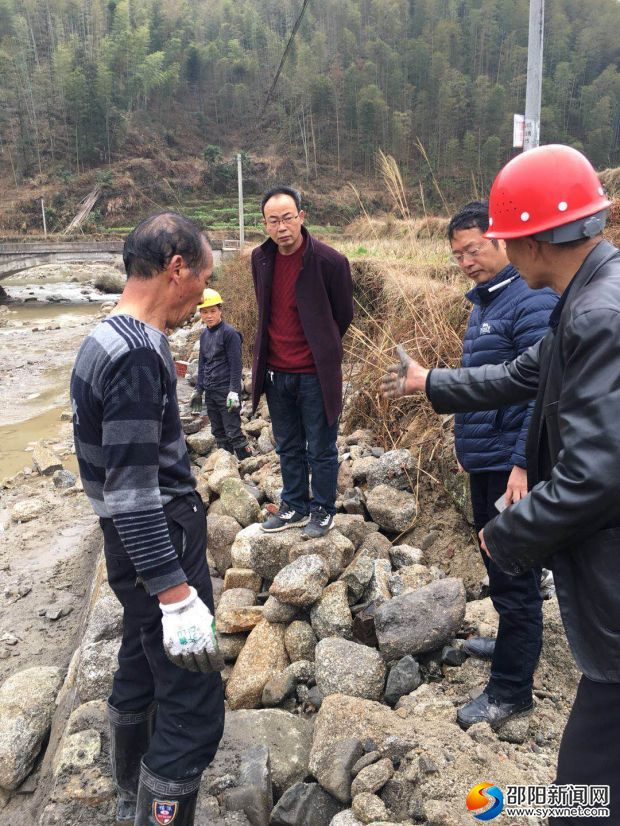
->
[0,239,225,281]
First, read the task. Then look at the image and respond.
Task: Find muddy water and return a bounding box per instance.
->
[0,301,105,479]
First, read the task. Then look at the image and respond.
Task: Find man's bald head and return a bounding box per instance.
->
[123,212,211,280]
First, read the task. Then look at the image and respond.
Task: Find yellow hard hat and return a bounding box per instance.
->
[197,288,223,309]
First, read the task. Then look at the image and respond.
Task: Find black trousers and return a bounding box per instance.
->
[205,386,247,452]
[469,471,543,703]
[101,492,225,781]
[550,676,620,825]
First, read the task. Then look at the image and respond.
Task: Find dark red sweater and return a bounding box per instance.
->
[266,239,316,372]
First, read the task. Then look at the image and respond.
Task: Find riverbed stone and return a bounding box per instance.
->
[270,782,343,826]
[226,621,289,710]
[270,555,330,607]
[32,442,63,476]
[339,550,375,603]
[363,560,392,605]
[384,657,422,707]
[76,640,118,703]
[53,729,101,776]
[0,666,63,789]
[205,450,240,494]
[257,427,275,454]
[186,429,216,456]
[366,449,415,491]
[351,792,388,824]
[333,516,379,551]
[389,545,424,569]
[388,564,433,596]
[221,744,273,826]
[330,811,364,826]
[208,514,242,575]
[350,758,394,797]
[224,568,262,593]
[219,478,262,528]
[315,639,385,701]
[311,737,364,804]
[52,469,76,489]
[365,485,417,533]
[310,581,353,640]
[288,532,355,579]
[11,497,47,523]
[263,596,299,624]
[216,588,263,634]
[239,528,300,580]
[204,709,313,797]
[350,456,379,485]
[285,621,318,662]
[374,578,466,660]
[230,523,264,570]
[217,632,247,663]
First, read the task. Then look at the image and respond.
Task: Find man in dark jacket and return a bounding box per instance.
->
[382,145,617,823]
[251,186,353,539]
[447,201,558,729]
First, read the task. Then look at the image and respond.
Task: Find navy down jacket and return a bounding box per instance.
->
[455,265,558,473]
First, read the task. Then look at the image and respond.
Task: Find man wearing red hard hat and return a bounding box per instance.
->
[382,145,619,823]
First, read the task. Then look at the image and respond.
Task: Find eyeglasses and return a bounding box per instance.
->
[265,214,299,228]
[451,245,487,264]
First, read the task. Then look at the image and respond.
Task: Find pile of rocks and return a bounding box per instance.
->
[0,323,578,825]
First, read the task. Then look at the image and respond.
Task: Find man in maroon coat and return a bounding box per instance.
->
[251,186,353,538]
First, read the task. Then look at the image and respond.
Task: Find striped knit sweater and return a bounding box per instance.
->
[70,314,195,595]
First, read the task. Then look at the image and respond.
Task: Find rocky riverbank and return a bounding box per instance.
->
[0,309,579,825]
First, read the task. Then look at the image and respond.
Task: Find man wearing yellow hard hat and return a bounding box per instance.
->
[191,288,252,460]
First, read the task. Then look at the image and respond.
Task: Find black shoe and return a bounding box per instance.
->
[261,504,309,532]
[300,508,335,540]
[234,444,254,461]
[457,692,533,730]
[462,636,496,660]
[108,702,156,823]
[134,761,201,825]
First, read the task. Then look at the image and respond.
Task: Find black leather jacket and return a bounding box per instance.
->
[428,240,620,682]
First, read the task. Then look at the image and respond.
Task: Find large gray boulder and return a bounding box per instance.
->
[0,667,64,789]
[270,555,330,607]
[77,640,119,703]
[288,532,355,579]
[310,581,353,640]
[366,449,415,491]
[208,514,242,575]
[237,528,301,581]
[365,485,417,533]
[219,478,262,528]
[225,621,289,710]
[270,782,343,826]
[374,578,466,660]
[204,709,313,797]
[315,639,385,702]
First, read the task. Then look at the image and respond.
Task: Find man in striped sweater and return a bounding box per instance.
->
[71,212,224,826]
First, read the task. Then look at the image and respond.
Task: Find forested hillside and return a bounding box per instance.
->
[1,0,619,200]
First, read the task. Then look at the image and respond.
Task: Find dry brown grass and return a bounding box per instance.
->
[214,252,256,368]
[605,198,620,248]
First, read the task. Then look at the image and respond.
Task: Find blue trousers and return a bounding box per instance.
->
[265,370,339,516]
[101,492,225,781]
[469,470,543,703]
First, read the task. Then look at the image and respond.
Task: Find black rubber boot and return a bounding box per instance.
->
[134,761,201,825]
[108,702,156,823]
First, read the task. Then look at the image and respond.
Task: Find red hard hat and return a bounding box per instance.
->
[485,144,611,240]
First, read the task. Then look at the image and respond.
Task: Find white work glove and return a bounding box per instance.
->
[160,587,224,673]
[226,391,240,411]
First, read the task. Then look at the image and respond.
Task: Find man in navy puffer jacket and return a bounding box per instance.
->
[449,201,558,729]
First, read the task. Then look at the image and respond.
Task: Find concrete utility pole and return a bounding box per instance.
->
[523,0,545,150]
[41,197,47,237]
[237,153,245,248]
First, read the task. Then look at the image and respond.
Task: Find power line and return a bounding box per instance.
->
[259,0,312,119]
